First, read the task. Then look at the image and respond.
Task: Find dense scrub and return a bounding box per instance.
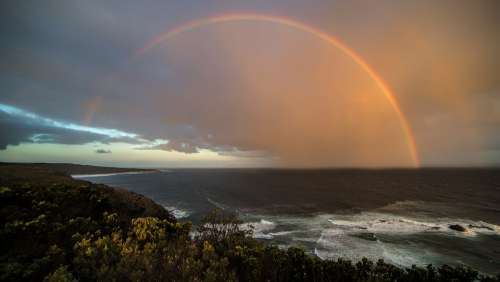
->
[0,165,498,281]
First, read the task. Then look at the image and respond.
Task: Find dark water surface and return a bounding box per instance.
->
[75,169,500,274]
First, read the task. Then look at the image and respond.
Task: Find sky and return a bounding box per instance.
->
[0,0,499,168]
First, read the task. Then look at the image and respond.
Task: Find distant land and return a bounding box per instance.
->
[0,162,158,175]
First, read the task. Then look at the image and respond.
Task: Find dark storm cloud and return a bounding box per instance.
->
[137,137,225,154]
[0,104,142,149]
[0,111,108,149]
[95,149,112,154]
[145,141,200,154]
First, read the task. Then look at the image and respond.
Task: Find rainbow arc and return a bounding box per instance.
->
[134,13,420,167]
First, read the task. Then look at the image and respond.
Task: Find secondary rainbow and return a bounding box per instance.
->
[135,13,420,167]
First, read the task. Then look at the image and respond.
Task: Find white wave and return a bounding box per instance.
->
[254,233,274,239]
[315,225,447,268]
[163,206,191,219]
[269,230,299,236]
[327,212,500,237]
[467,221,500,233]
[72,170,155,178]
[241,209,499,270]
[206,197,229,210]
[242,219,276,239]
[380,243,432,267]
[315,228,382,261]
[314,211,500,268]
[260,219,274,225]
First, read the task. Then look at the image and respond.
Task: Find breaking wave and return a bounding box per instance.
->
[327,213,499,237]
[243,219,276,239]
[163,206,192,219]
[239,204,500,270]
[315,211,499,267]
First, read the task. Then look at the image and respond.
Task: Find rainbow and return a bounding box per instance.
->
[135,13,420,167]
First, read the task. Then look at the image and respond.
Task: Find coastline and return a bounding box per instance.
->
[72,170,157,178]
[1,162,498,280]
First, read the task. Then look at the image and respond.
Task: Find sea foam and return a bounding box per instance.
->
[72,171,155,178]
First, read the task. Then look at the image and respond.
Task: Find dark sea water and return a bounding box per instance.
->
[74,169,500,274]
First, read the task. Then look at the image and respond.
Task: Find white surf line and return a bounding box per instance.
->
[72,170,157,178]
[162,205,192,219]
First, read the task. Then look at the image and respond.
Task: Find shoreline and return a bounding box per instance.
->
[72,170,158,178]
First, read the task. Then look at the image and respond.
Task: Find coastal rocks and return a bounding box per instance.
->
[449,224,467,232]
[468,224,494,231]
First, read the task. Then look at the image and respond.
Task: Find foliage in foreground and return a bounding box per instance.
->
[0,176,499,281]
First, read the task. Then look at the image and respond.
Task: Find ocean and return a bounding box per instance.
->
[74,169,500,274]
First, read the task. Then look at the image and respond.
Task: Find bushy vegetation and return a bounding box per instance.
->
[0,165,498,281]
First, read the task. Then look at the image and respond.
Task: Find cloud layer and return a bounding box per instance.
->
[0,0,499,167]
[0,104,139,150]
